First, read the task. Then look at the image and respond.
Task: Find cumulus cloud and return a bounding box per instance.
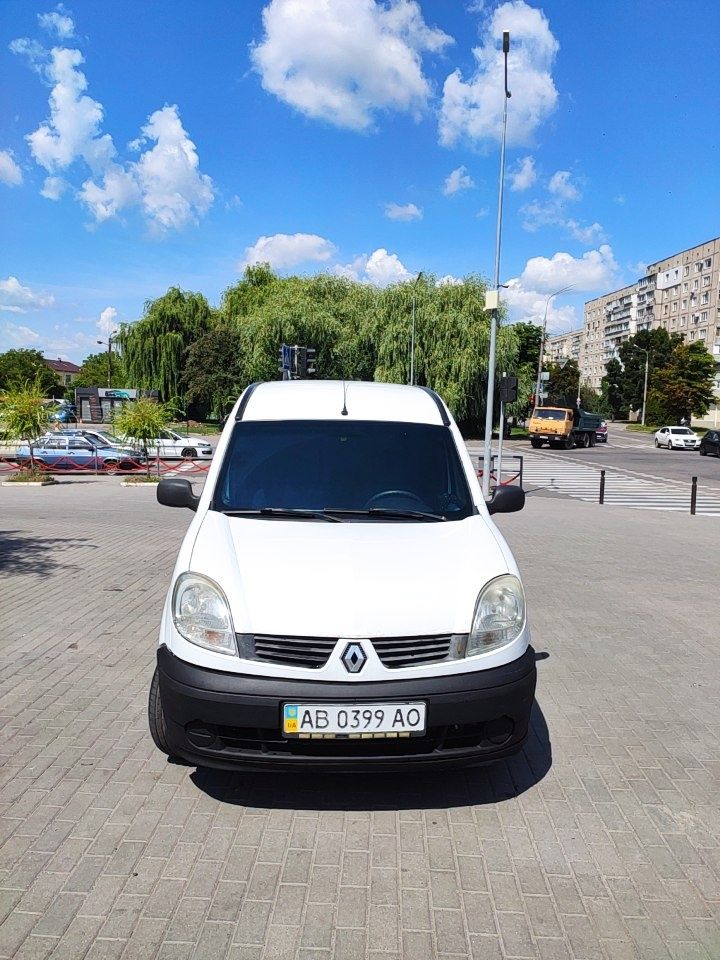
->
[548,169,580,201]
[0,276,55,313]
[439,0,558,147]
[335,248,412,286]
[436,275,464,286]
[240,233,337,270]
[384,202,422,221]
[519,245,619,293]
[442,165,475,196]
[38,5,75,39]
[13,38,214,232]
[509,155,535,192]
[40,175,68,199]
[0,150,23,186]
[0,321,42,348]
[503,282,577,331]
[251,0,452,131]
[97,306,118,336]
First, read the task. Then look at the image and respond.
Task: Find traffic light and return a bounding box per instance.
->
[297,346,307,378]
[499,375,518,403]
[306,348,316,375]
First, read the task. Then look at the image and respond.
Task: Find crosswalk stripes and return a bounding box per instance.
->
[520,453,720,517]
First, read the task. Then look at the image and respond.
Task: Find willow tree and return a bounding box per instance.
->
[221,267,379,385]
[374,275,518,432]
[117,287,216,401]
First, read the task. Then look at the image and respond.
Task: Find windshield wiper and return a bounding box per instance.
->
[219,507,343,522]
[323,507,446,522]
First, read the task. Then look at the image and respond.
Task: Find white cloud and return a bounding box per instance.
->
[240,233,337,270]
[436,275,464,286]
[503,282,577,331]
[439,0,558,147]
[0,276,55,313]
[335,248,412,286]
[476,206,490,218]
[97,306,118,337]
[384,202,422,221]
[251,0,452,131]
[614,195,626,205]
[548,169,580,201]
[519,244,619,293]
[0,321,42,348]
[565,219,606,245]
[40,175,68,199]
[442,165,475,196]
[38,5,75,39]
[509,155,535,192]
[521,194,607,246]
[14,41,213,232]
[0,150,23,186]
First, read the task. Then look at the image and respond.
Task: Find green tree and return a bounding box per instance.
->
[505,321,542,419]
[112,397,174,476]
[546,360,582,407]
[117,287,216,402]
[615,328,681,414]
[601,358,625,419]
[182,325,245,419]
[74,351,127,388]
[512,322,543,369]
[645,341,716,424]
[0,379,51,473]
[0,348,57,395]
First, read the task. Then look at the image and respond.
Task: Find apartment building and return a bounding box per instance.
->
[545,329,583,365]
[578,237,720,425]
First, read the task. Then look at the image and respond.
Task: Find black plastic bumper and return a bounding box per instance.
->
[156,645,537,771]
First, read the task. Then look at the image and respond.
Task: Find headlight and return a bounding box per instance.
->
[466,574,525,657]
[172,573,236,655]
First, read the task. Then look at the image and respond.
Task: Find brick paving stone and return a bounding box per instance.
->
[1,482,720,959]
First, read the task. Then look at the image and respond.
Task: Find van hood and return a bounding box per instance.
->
[189,510,511,638]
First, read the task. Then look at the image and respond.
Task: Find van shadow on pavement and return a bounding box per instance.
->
[190,700,551,811]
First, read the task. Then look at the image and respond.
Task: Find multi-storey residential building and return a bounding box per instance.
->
[545,329,583,365]
[578,237,720,426]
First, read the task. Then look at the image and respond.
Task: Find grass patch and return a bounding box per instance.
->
[122,475,160,483]
[5,467,54,483]
[625,424,658,433]
[169,420,222,435]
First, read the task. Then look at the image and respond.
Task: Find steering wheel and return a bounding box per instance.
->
[365,489,426,509]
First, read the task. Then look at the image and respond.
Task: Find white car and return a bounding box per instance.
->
[654,426,701,450]
[149,380,536,772]
[135,429,213,460]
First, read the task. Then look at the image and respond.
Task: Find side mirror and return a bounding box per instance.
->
[487,484,525,515]
[157,478,199,511]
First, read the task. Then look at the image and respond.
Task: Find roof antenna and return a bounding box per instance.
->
[341,380,349,416]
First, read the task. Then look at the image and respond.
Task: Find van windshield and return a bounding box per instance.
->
[212,420,474,521]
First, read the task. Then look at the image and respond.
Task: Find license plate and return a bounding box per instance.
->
[282,702,426,738]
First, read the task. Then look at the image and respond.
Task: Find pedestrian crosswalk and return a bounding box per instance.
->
[520,453,720,516]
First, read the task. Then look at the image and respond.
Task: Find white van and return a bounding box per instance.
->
[150,380,535,771]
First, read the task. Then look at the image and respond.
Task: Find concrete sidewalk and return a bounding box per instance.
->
[0,482,719,959]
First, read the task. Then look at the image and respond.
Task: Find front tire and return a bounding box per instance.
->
[181,447,197,459]
[104,459,118,474]
[530,439,543,449]
[654,438,660,448]
[148,667,171,756]
[700,447,707,456]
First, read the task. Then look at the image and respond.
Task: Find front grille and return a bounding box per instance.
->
[372,635,455,669]
[251,635,337,669]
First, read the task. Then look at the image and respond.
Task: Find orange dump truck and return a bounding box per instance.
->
[528,407,602,450]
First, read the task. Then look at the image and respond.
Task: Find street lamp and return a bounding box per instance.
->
[96,336,114,388]
[481,30,511,499]
[625,344,649,426]
[410,271,424,386]
[534,285,574,409]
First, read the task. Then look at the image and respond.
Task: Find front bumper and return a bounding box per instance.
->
[156,645,537,771]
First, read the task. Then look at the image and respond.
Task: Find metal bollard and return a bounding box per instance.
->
[599,469,605,505]
[690,476,697,515]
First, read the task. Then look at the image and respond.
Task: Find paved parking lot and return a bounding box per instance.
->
[1,479,719,959]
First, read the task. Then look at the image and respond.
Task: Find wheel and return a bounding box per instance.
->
[104,459,118,474]
[181,447,197,459]
[668,441,674,451]
[700,446,707,456]
[530,439,543,448]
[589,433,596,447]
[564,438,574,450]
[148,667,171,756]
[654,438,660,448]
[581,433,591,449]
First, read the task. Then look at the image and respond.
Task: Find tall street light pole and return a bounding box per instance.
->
[97,336,114,388]
[410,271,424,386]
[534,284,574,409]
[481,30,511,499]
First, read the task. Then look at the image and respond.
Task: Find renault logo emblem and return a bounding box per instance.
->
[341,642,367,674]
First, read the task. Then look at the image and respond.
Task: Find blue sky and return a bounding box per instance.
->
[1,0,719,363]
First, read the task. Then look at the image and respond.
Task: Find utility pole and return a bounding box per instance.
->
[97,336,114,387]
[481,31,511,499]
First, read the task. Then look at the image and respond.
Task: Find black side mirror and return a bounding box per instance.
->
[487,484,525,515]
[157,478,199,511]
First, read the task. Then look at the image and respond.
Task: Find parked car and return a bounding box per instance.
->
[699,430,720,457]
[125,428,213,460]
[149,380,535,772]
[595,420,608,443]
[654,426,701,450]
[46,401,77,424]
[17,435,145,472]
[43,428,135,452]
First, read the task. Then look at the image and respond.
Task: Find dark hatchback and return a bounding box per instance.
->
[699,430,720,457]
